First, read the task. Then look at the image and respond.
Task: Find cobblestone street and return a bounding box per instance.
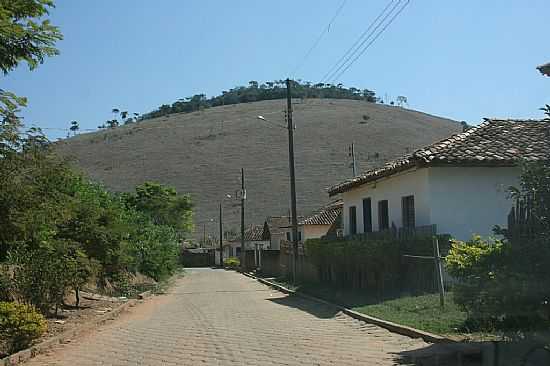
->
[24,268,432,365]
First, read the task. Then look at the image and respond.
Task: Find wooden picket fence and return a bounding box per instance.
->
[506,195,544,241]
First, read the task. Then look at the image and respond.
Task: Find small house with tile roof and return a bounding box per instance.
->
[222,224,270,258]
[264,216,301,249]
[295,200,343,241]
[328,119,550,240]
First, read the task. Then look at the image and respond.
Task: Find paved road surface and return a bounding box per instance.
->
[25,268,432,365]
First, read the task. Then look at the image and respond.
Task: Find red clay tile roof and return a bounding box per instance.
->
[244,225,267,241]
[329,119,550,195]
[300,200,343,225]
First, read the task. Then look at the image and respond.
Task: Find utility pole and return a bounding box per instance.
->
[349,142,357,176]
[286,78,299,284]
[240,168,246,272]
[219,202,223,267]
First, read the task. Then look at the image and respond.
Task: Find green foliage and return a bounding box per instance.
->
[0,266,11,302]
[445,236,503,279]
[141,80,378,120]
[0,0,62,74]
[130,222,179,281]
[0,116,190,314]
[0,302,47,353]
[355,293,466,335]
[223,256,240,269]
[445,237,507,326]
[0,0,62,120]
[8,238,97,315]
[305,236,438,292]
[124,182,193,234]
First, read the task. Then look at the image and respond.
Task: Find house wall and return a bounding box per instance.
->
[428,166,520,240]
[341,166,520,240]
[269,232,287,250]
[342,168,431,235]
[300,224,332,240]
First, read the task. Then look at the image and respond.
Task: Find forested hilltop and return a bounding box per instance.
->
[141,80,389,120]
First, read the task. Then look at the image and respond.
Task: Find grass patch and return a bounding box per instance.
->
[354,293,467,335]
[270,278,469,336]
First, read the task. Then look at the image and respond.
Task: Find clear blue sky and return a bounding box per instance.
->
[3,0,549,139]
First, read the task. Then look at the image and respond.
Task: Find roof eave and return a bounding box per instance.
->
[328,162,420,196]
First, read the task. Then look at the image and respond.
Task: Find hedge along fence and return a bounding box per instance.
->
[304,234,450,295]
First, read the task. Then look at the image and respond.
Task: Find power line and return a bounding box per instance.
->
[320,0,398,84]
[291,0,348,77]
[329,0,410,83]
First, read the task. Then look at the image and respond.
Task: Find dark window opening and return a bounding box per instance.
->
[286,232,291,241]
[378,200,389,231]
[349,206,357,235]
[402,195,415,228]
[362,198,372,233]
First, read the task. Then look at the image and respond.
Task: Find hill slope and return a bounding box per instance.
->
[56,99,462,237]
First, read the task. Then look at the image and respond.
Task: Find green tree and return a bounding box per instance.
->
[0,0,62,120]
[69,120,79,135]
[124,182,193,234]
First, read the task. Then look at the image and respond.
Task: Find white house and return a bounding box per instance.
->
[214,225,270,265]
[328,119,550,241]
[292,200,343,241]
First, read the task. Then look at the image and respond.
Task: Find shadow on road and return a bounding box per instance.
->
[266,292,485,365]
[395,343,483,365]
[266,293,340,319]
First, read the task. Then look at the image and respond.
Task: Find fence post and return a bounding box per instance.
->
[433,236,445,309]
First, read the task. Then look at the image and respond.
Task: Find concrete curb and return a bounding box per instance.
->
[243,272,453,344]
[1,299,138,366]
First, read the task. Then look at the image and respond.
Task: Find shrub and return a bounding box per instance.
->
[305,236,439,292]
[0,267,11,302]
[446,235,550,329]
[8,240,95,315]
[0,302,47,354]
[223,257,240,269]
[445,236,505,326]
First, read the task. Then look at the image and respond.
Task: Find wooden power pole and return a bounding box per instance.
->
[219,202,223,267]
[349,142,357,176]
[286,79,299,283]
[240,168,246,272]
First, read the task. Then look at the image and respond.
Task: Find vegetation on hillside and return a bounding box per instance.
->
[141,80,383,120]
[1,117,193,308]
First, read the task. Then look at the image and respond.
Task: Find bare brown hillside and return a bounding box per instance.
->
[56,99,462,237]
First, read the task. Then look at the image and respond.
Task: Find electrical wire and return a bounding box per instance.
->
[291,0,347,77]
[320,0,398,84]
[329,0,410,83]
